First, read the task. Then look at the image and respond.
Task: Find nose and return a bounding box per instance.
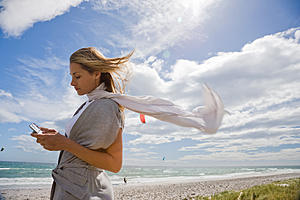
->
[70,77,76,86]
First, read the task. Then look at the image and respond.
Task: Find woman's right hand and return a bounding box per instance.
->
[31,127,69,151]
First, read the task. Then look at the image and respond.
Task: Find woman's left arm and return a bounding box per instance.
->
[32,128,123,173]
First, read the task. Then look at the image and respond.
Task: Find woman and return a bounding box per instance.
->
[32,47,225,200]
[31,47,132,200]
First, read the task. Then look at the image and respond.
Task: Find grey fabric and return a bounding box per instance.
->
[50,98,124,200]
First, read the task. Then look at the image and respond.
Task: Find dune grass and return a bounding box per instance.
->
[185,178,300,200]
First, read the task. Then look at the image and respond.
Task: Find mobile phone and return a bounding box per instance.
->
[29,123,42,134]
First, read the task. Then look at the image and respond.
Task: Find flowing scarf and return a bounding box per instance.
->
[87,83,225,134]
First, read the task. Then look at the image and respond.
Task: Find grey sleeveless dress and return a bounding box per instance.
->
[50,99,124,200]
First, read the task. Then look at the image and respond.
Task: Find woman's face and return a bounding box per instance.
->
[69,62,100,95]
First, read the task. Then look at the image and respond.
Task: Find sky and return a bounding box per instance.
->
[0,0,300,167]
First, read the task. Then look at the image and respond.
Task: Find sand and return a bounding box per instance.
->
[1,173,300,200]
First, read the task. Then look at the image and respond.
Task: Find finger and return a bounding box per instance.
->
[41,129,56,134]
[39,140,47,145]
[36,135,46,143]
[43,131,56,135]
[40,127,49,131]
[40,127,49,134]
[41,127,56,132]
[40,127,55,132]
[46,130,56,135]
[43,145,54,151]
[41,144,47,149]
[31,132,38,138]
[46,131,57,135]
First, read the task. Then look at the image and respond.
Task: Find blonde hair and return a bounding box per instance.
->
[70,47,133,94]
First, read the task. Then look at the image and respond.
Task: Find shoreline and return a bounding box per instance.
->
[1,172,300,200]
[114,172,300,199]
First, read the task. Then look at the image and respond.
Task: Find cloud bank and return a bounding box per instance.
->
[91,0,220,57]
[124,27,300,164]
[0,0,85,37]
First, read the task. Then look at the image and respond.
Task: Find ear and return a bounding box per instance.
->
[94,71,101,80]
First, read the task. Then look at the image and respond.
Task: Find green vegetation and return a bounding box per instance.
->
[184,178,300,200]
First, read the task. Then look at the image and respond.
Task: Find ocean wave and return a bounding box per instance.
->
[1,161,300,189]
[0,177,53,188]
[0,167,52,170]
[0,168,10,170]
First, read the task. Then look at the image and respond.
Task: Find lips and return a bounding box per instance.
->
[75,87,80,91]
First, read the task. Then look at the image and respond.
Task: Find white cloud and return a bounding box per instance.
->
[125,147,144,153]
[91,0,220,57]
[180,148,300,162]
[295,30,300,42]
[179,127,299,153]
[0,89,28,123]
[0,55,84,125]
[0,107,28,123]
[0,89,12,98]
[127,62,167,96]
[0,0,85,37]
[122,27,300,163]
[11,134,44,152]
[128,134,180,145]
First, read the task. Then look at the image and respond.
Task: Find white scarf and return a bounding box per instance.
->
[87,83,225,134]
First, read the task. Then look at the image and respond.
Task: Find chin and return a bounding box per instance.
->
[76,91,86,96]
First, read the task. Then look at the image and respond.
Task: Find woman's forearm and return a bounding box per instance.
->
[63,130,123,173]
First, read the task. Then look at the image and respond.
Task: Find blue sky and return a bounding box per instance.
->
[0,0,300,166]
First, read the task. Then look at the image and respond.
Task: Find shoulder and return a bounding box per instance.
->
[88,98,120,113]
[82,98,124,129]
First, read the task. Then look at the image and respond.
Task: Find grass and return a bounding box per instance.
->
[184,178,300,200]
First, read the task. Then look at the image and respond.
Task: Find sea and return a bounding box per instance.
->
[0,161,300,190]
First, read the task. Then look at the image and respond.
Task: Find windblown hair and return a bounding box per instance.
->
[70,47,133,94]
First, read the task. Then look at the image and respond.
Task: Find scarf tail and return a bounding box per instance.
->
[112,85,225,134]
[88,83,225,134]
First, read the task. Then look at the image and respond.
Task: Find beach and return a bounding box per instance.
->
[1,172,300,200]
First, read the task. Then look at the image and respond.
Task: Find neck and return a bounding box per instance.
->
[87,83,109,101]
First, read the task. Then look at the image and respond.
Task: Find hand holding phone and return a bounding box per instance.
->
[29,123,42,134]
